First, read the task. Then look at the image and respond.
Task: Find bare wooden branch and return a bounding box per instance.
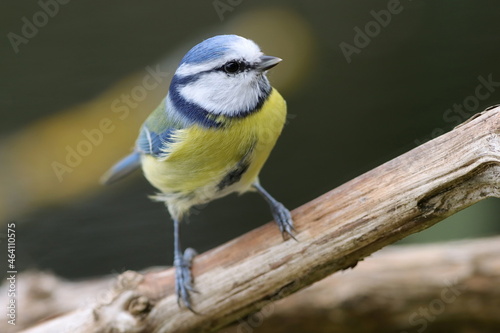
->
[7,237,500,333]
[220,236,500,333]
[0,271,113,332]
[21,107,500,333]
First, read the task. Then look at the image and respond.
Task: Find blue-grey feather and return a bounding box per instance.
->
[180,35,241,65]
[100,151,141,185]
[136,125,177,158]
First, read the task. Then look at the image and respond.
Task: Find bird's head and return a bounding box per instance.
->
[169,35,281,119]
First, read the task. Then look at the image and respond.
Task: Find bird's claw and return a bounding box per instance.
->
[271,202,297,241]
[174,248,200,313]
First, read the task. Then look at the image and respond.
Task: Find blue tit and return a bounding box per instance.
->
[101,34,294,311]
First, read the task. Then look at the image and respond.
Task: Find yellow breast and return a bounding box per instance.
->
[141,88,286,210]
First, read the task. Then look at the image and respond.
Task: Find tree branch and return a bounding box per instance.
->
[8,237,500,333]
[220,236,500,333]
[21,107,500,333]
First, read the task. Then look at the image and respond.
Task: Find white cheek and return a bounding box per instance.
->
[178,72,261,116]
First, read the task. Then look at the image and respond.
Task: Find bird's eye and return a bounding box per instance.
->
[223,61,241,74]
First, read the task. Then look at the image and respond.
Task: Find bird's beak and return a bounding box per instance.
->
[257,55,282,71]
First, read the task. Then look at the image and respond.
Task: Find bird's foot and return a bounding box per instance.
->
[270,201,297,241]
[174,248,199,313]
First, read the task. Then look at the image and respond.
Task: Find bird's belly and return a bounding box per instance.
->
[141,88,286,215]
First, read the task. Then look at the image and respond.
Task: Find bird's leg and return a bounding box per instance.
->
[253,182,296,240]
[173,217,199,313]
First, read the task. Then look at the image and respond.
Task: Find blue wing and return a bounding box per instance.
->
[101,98,184,185]
[136,125,176,159]
[135,96,185,158]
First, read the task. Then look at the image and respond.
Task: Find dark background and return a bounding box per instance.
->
[1,0,499,279]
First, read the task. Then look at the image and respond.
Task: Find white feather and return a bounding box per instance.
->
[175,37,268,116]
[178,71,265,116]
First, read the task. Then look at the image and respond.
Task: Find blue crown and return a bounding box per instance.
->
[180,35,243,65]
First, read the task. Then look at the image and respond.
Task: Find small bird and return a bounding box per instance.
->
[101,35,294,310]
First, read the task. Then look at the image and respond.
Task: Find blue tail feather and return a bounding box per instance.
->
[100,152,141,185]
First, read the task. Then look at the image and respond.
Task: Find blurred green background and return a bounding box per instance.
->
[1,0,499,279]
